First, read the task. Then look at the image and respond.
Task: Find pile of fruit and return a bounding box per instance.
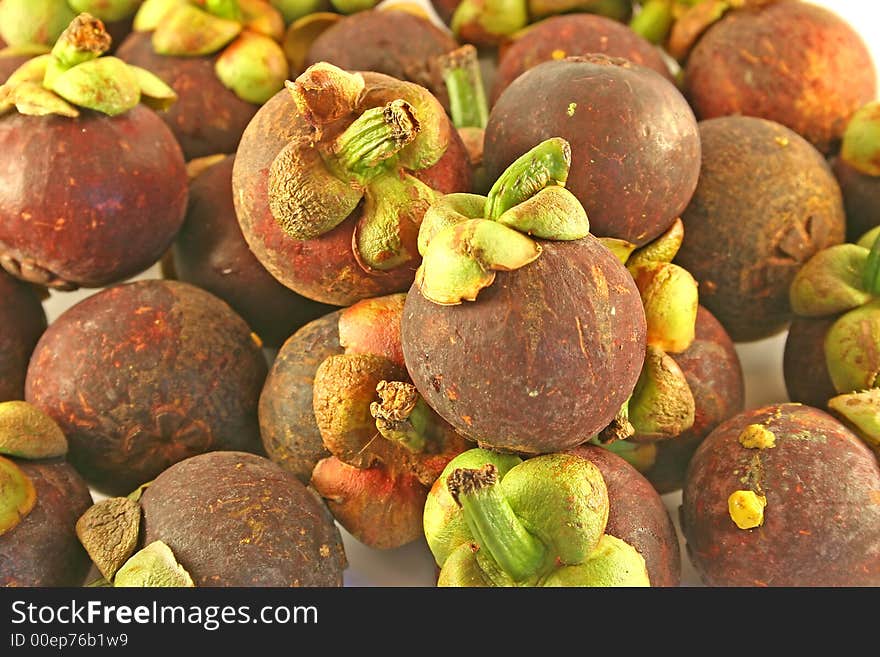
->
[1,0,878,588]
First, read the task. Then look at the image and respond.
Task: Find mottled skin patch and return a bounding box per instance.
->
[0,271,46,403]
[402,235,646,454]
[484,55,700,246]
[116,32,259,160]
[170,155,333,349]
[140,451,346,587]
[25,280,268,495]
[232,72,472,306]
[305,10,458,111]
[259,310,343,484]
[568,444,681,587]
[0,104,187,289]
[491,14,673,105]
[675,116,845,342]
[681,403,880,586]
[783,316,838,409]
[684,1,876,155]
[832,157,880,243]
[0,459,93,586]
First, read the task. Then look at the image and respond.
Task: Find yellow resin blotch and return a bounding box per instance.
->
[728,490,767,530]
[738,424,776,450]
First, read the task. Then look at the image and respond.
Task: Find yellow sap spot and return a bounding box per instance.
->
[774,136,789,147]
[319,544,331,558]
[738,424,776,449]
[551,49,567,60]
[728,490,767,530]
[567,102,577,117]
[250,332,263,349]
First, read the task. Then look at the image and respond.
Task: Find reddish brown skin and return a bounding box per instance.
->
[338,294,406,369]
[311,456,428,550]
[430,0,459,25]
[682,403,880,587]
[170,155,334,348]
[684,1,877,155]
[568,445,680,587]
[782,316,838,409]
[25,280,268,495]
[0,52,32,83]
[675,116,845,342]
[642,306,745,493]
[116,32,259,160]
[232,72,472,306]
[0,460,93,587]
[0,271,46,402]
[832,157,880,243]
[140,451,346,587]
[0,106,187,290]
[259,310,343,483]
[491,14,673,104]
[402,236,647,454]
[305,10,459,109]
[483,56,700,245]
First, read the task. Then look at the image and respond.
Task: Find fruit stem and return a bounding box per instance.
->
[438,45,488,130]
[447,464,546,582]
[50,13,111,69]
[328,100,421,183]
[370,381,437,453]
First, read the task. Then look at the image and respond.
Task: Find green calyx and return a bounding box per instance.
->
[0,401,68,460]
[268,63,449,272]
[76,497,141,582]
[270,0,328,24]
[629,0,675,44]
[134,0,287,104]
[628,345,696,440]
[451,0,528,46]
[426,450,649,587]
[540,534,649,587]
[841,100,880,177]
[329,0,379,14]
[438,44,488,132]
[528,0,632,22]
[0,13,177,117]
[790,244,873,317]
[0,455,37,537]
[828,389,880,453]
[415,139,589,305]
[824,300,880,395]
[600,437,658,472]
[113,541,195,587]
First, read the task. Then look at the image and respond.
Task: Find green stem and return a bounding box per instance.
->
[629,0,675,45]
[447,464,546,582]
[327,100,420,183]
[50,13,111,68]
[370,381,438,453]
[863,232,880,296]
[484,138,571,220]
[438,45,488,131]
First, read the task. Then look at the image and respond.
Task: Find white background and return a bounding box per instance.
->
[42,1,880,587]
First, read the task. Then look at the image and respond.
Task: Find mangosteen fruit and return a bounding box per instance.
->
[423,449,650,586]
[483,55,700,245]
[681,403,880,586]
[25,279,268,495]
[675,115,845,342]
[117,0,289,159]
[232,62,472,306]
[0,271,46,402]
[76,451,346,587]
[491,13,673,104]
[684,0,876,154]
[0,401,93,586]
[304,7,458,109]
[402,138,646,454]
[833,100,880,241]
[166,153,333,348]
[0,14,188,290]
